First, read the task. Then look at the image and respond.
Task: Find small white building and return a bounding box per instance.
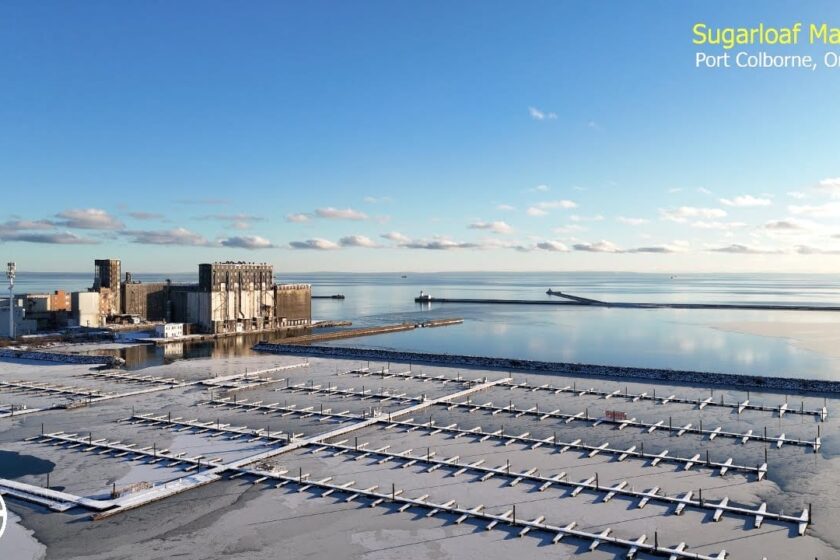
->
[71,291,101,328]
[155,323,185,339]
[0,299,38,337]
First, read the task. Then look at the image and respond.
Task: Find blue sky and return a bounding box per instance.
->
[2,1,840,272]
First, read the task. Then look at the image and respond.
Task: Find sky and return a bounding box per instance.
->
[2,1,840,273]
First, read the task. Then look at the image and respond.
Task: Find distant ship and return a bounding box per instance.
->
[415,290,432,302]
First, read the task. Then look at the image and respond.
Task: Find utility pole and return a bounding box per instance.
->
[6,262,15,339]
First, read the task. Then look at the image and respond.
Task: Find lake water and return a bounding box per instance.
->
[13,271,840,378]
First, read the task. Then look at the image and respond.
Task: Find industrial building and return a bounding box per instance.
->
[93,259,121,320]
[91,259,311,335]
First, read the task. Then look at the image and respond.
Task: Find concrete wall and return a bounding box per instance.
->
[276,284,311,326]
[122,282,169,320]
[71,291,101,328]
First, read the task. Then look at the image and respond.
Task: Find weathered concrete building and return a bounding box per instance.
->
[187,262,308,334]
[97,259,311,334]
[93,259,121,320]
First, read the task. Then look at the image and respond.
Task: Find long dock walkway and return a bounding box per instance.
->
[269,382,821,451]
[122,411,803,533]
[346,367,828,420]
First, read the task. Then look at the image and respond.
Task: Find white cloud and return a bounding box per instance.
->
[788,201,840,219]
[708,243,780,254]
[496,204,516,211]
[534,240,569,252]
[0,231,99,244]
[552,224,585,234]
[530,184,550,192]
[315,207,368,220]
[289,238,340,250]
[787,191,806,199]
[528,106,557,120]
[573,240,621,253]
[402,238,479,250]
[719,195,772,207]
[667,187,684,194]
[286,213,310,223]
[124,228,209,246]
[764,219,806,231]
[690,220,747,230]
[816,177,840,197]
[55,208,124,230]
[660,206,727,223]
[526,199,577,216]
[696,187,712,195]
[617,217,649,226]
[468,220,513,234]
[220,235,274,249]
[380,231,410,243]
[339,235,379,248]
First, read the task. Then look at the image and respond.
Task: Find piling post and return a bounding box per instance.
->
[47,473,50,488]
[506,459,510,475]
[706,450,710,465]
[392,483,395,501]
[355,437,358,451]
[512,504,516,525]
[654,531,658,550]
[595,472,599,489]
[41,423,44,435]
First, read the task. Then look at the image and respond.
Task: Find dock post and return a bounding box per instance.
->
[46,473,50,488]
[641,442,644,456]
[512,504,516,525]
[654,531,658,551]
[765,447,768,464]
[706,450,710,465]
[168,411,171,423]
[41,423,44,435]
[699,488,703,505]
[700,419,703,432]
[112,482,116,497]
[506,459,510,475]
[809,503,813,523]
[392,483,395,501]
[153,443,156,458]
[595,472,599,489]
[669,416,672,432]
[427,447,431,461]
[299,467,302,483]
[355,437,358,451]
[89,433,92,445]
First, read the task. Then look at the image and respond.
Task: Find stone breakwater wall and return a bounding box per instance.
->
[253,343,840,395]
[0,349,124,367]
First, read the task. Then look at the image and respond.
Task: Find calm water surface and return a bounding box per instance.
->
[14,271,840,378]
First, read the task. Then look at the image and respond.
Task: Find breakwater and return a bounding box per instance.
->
[279,319,463,345]
[0,349,124,367]
[252,343,840,395]
[418,291,840,312]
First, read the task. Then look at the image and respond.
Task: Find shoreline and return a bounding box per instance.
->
[253,342,840,395]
